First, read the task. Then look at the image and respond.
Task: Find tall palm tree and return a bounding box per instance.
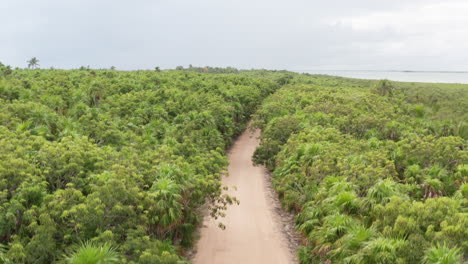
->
[65,241,120,264]
[27,57,40,69]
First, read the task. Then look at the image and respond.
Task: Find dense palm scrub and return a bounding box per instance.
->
[1,64,467,263]
[253,75,468,263]
[0,66,279,263]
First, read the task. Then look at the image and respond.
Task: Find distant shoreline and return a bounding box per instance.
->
[293,70,468,84]
[294,69,468,74]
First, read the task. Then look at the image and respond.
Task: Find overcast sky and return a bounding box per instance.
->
[1,0,467,71]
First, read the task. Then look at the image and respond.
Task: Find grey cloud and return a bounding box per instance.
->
[1,0,466,71]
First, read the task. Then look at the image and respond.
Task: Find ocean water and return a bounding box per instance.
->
[300,70,468,84]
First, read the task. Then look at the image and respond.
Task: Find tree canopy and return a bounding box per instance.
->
[0,67,279,263]
[0,65,466,263]
[253,74,467,264]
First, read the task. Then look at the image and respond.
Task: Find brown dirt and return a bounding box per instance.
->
[191,129,298,264]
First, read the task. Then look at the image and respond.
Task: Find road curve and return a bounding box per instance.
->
[192,129,295,264]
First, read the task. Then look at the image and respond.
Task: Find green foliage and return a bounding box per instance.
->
[372,79,396,96]
[1,68,467,263]
[27,57,40,69]
[0,62,13,77]
[0,69,279,263]
[253,75,468,263]
[423,244,462,264]
[176,65,240,74]
[64,241,120,264]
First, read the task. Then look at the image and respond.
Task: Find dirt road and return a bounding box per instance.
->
[192,129,296,264]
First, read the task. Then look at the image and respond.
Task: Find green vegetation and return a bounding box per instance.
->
[175,65,240,74]
[1,63,467,263]
[253,75,467,263]
[64,241,120,264]
[0,65,278,263]
[26,57,40,70]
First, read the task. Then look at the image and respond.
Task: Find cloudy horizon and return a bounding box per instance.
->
[1,0,468,71]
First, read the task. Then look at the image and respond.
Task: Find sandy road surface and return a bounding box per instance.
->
[192,129,295,264]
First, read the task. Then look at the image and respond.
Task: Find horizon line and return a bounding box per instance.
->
[291,69,468,73]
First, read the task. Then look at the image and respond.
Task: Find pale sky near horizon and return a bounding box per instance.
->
[1,0,467,71]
